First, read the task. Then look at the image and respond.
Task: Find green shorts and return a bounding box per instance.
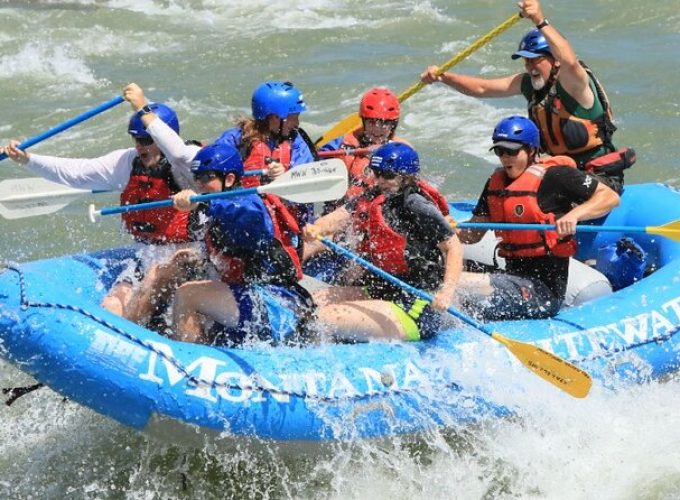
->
[388,291,442,341]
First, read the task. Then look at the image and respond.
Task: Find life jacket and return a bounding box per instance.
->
[205,193,302,285]
[240,138,292,188]
[528,62,616,162]
[356,181,449,276]
[340,131,375,200]
[119,155,190,244]
[486,156,578,259]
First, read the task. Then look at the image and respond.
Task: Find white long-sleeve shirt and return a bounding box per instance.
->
[25,118,201,192]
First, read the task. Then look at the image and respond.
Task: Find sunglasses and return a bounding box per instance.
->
[524,56,548,66]
[364,118,398,128]
[370,168,399,180]
[492,145,523,157]
[133,136,154,147]
[193,171,222,183]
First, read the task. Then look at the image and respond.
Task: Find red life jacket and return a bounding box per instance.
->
[119,156,190,244]
[487,156,578,259]
[354,181,450,275]
[352,180,448,257]
[241,139,292,188]
[205,193,302,284]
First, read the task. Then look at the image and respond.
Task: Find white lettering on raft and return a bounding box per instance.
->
[86,295,680,405]
[546,295,680,359]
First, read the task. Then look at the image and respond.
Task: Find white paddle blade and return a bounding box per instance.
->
[260,158,348,203]
[0,177,91,219]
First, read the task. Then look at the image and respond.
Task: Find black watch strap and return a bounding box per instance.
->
[137,104,153,116]
[536,19,550,30]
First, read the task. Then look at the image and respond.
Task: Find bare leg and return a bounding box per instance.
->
[173,280,239,343]
[312,285,368,307]
[101,282,134,316]
[317,300,410,342]
[125,249,201,326]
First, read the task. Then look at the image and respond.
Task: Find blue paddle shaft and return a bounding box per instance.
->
[98,186,260,216]
[320,238,492,336]
[457,222,648,234]
[0,96,125,162]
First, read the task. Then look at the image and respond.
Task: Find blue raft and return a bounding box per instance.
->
[1,183,680,445]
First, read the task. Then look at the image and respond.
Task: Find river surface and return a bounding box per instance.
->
[1,0,680,498]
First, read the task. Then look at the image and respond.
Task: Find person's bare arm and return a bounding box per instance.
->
[421,66,524,98]
[519,0,593,108]
[455,214,490,244]
[431,234,464,311]
[554,183,620,236]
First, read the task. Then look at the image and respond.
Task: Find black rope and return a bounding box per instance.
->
[3,383,44,406]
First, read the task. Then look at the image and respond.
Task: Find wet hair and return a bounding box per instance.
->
[237,116,271,150]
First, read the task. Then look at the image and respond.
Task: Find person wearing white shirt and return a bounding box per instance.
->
[3,83,202,328]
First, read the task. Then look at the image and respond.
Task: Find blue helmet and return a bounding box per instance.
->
[492,115,540,149]
[370,142,420,175]
[511,29,552,60]
[128,103,179,139]
[191,143,243,177]
[251,81,307,121]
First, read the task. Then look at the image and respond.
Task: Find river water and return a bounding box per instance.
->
[1,0,680,498]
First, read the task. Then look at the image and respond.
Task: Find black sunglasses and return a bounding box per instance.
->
[492,145,523,157]
[193,171,222,183]
[370,168,399,180]
[133,136,154,147]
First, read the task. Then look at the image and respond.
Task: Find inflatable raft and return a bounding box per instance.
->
[1,183,680,445]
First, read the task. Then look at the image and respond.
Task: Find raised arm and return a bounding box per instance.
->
[123,83,200,189]
[518,0,594,108]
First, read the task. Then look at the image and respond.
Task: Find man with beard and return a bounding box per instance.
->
[420,0,634,194]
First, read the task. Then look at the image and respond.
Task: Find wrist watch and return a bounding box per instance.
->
[536,18,550,30]
[137,104,153,117]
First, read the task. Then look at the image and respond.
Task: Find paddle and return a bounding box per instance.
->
[314,13,522,148]
[317,147,373,159]
[89,158,348,221]
[0,152,357,219]
[0,177,109,220]
[319,237,592,398]
[0,95,125,162]
[455,220,680,243]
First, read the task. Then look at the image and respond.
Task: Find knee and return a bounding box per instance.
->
[101,295,124,316]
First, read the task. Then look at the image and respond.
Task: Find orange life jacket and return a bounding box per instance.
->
[120,156,190,244]
[528,64,616,159]
[340,131,374,200]
[487,156,578,259]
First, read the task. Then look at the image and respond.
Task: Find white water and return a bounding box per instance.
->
[1,0,680,497]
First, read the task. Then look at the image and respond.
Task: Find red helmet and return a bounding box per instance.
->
[359,87,400,120]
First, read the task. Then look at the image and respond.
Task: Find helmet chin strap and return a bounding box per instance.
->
[274,117,294,141]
